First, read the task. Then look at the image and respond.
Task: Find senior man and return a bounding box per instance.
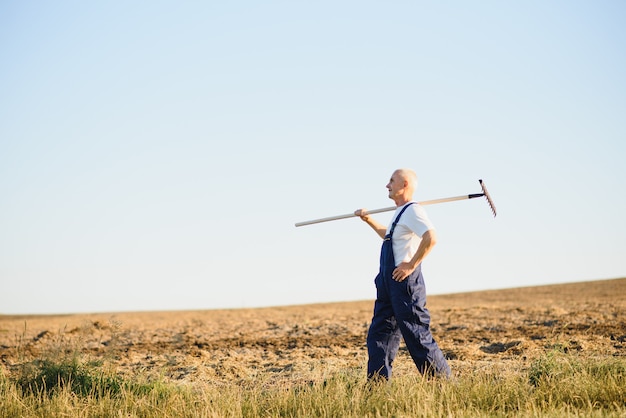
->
[355,169,451,380]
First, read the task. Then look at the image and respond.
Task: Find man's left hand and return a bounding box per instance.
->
[392,262,415,282]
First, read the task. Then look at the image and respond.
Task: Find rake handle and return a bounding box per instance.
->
[294,194,483,227]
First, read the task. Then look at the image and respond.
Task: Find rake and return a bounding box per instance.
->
[295,179,497,227]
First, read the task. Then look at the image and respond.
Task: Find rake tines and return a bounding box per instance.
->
[479,179,497,217]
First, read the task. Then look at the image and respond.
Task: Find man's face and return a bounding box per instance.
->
[386,171,405,199]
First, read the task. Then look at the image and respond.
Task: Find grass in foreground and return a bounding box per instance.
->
[1,349,625,417]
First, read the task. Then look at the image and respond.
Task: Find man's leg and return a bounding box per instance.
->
[367,304,401,379]
[391,268,451,378]
[367,274,402,380]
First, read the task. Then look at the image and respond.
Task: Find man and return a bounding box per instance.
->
[355,169,451,380]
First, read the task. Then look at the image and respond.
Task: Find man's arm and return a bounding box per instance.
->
[354,209,387,239]
[392,229,438,282]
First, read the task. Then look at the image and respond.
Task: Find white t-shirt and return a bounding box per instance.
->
[386,202,435,265]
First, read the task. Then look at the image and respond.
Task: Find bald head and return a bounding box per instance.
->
[387,168,418,205]
[394,168,418,193]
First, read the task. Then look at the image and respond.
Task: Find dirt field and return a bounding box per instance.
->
[1,278,624,386]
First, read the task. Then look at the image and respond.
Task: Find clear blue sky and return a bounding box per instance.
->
[1,1,625,314]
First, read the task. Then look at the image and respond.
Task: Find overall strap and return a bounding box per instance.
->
[385,202,416,240]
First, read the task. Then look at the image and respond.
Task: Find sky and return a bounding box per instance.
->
[1,1,625,315]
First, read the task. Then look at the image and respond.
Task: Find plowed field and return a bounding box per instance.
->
[2,278,624,386]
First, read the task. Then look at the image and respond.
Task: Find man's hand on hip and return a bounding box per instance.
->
[392,262,416,282]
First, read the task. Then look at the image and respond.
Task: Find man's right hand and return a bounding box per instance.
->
[354,209,370,222]
[355,209,387,239]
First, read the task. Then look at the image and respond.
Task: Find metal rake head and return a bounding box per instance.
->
[479,179,497,217]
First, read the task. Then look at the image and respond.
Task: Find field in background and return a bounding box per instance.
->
[1,278,625,416]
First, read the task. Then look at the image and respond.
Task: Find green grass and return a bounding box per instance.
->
[1,351,625,417]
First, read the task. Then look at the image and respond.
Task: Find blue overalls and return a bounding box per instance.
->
[366,203,451,380]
